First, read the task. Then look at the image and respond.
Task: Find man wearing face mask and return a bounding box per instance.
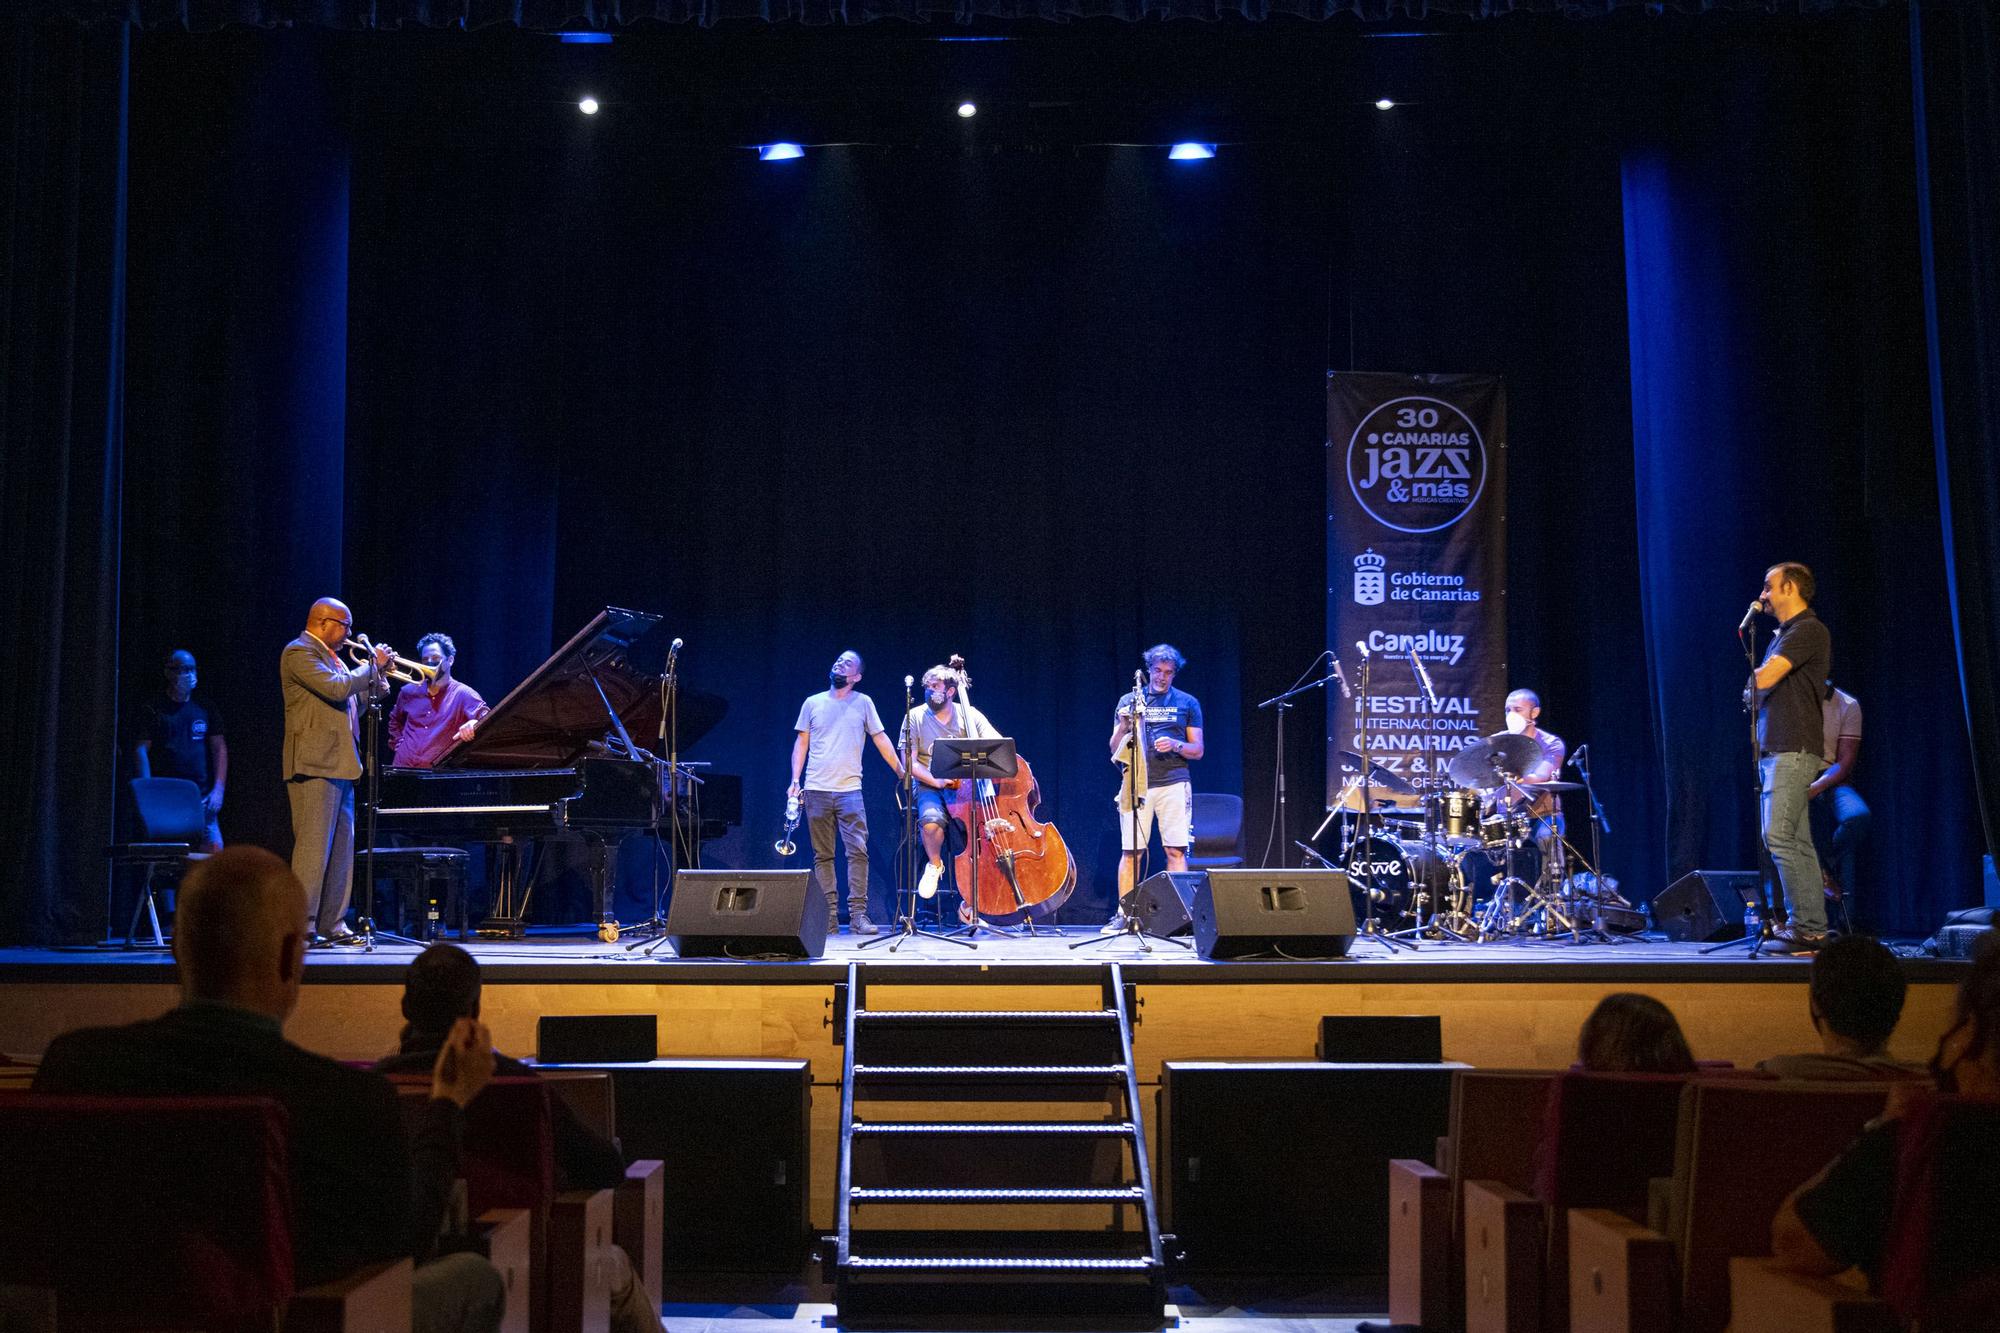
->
[1104,645,1205,933]
[789,651,905,936]
[135,649,229,852]
[899,665,1001,924]
[1491,689,1566,869]
[388,633,491,770]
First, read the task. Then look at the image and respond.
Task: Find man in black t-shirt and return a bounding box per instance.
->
[134,648,228,851]
[1750,562,1832,951]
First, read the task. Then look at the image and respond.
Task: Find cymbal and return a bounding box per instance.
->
[1447,733,1556,791]
[1531,780,1585,793]
[1334,749,1417,796]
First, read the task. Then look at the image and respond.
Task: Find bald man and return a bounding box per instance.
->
[282,598,392,944]
[35,847,506,1332]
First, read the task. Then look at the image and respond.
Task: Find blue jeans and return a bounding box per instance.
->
[1812,783,1871,912]
[1761,752,1828,936]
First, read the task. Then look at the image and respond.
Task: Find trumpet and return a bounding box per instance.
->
[775,792,801,856]
[342,635,437,687]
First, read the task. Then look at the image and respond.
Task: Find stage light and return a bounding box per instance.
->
[578,97,600,115]
[957,101,977,119]
[1375,98,1395,111]
[1168,142,1216,161]
[558,31,614,43]
[758,142,805,161]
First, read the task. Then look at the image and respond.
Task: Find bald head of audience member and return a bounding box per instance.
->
[174,846,310,1022]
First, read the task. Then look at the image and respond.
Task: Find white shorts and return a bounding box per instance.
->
[1117,780,1193,851]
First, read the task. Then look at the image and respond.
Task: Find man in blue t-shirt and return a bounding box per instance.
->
[134,648,229,852]
[1104,644,1204,932]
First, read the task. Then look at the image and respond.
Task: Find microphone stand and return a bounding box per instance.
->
[1706,608,1779,957]
[623,646,683,948]
[863,679,972,952]
[354,664,418,951]
[1074,674,1190,953]
[1255,658,1347,869]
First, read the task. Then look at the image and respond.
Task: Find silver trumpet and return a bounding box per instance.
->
[775,793,801,856]
[342,634,437,687]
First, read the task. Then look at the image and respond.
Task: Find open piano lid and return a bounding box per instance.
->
[434,607,726,770]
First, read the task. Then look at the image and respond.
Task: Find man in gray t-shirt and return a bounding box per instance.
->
[789,650,905,934]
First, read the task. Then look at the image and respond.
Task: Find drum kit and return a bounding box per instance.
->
[1305,731,1639,945]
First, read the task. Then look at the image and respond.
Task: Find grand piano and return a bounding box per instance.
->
[374,608,735,941]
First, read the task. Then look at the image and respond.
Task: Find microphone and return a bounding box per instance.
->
[905,674,915,688]
[1354,639,1371,660]
[1331,657,1352,700]
[1408,648,1439,711]
[1739,602,1761,633]
[1569,743,1588,769]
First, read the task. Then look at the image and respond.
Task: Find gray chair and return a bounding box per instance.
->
[105,777,210,948]
[1186,792,1245,870]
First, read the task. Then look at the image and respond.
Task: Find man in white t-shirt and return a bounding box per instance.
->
[789,651,905,935]
[1810,683,1870,923]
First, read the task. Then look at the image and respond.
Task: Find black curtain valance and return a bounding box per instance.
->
[8,0,1890,32]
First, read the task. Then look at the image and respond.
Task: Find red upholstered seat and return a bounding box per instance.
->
[0,1092,293,1329]
[1880,1093,2000,1329]
[1534,1072,1692,1217]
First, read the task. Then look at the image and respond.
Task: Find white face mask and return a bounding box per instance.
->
[1504,711,1530,735]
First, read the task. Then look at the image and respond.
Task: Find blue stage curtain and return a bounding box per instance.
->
[1914,0,2000,874]
[1622,20,1982,933]
[0,22,129,944]
[6,0,1886,32]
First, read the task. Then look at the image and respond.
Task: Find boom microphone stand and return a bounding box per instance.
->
[1705,604,1780,957]
[1348,645,1417,953]
[354,666,419,952]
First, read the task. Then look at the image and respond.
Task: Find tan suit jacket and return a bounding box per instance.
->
[280,633,378,781]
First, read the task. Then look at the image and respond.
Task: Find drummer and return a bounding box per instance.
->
[1492,689,1567,865]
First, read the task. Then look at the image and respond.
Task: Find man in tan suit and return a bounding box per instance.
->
[282,598,392,945]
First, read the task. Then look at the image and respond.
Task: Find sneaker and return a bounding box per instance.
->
[1772,927,1829,955]
[329,929,368,948]
[849,912,880,937]
[917,862,942,900]
[958,901,977,927]
[1099,909,1131,935]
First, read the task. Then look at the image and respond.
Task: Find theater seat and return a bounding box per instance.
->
[0,1091,410,1330]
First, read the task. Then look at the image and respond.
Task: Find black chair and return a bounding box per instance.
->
[105,777,209,948]
[1186,792,1246,870]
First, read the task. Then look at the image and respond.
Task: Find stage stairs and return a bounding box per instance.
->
[830,961,1168,1327]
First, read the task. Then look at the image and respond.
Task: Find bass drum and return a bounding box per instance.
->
[1343,834,1437,926]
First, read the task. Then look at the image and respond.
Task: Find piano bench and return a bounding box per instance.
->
[359,847,470,940]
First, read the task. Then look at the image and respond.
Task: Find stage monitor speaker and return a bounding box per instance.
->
[1654,870,1762,943]
[1133,870,1206,937]
[1192,868,1355,960]
[667,870,825,959]
[1316,1014,1443,1063]
[536,1014,657,1065]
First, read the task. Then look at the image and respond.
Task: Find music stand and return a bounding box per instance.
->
[931,737,1018,938]
[860,684,975,953]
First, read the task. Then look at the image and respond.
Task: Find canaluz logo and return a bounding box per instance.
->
[1346,396,1488,534]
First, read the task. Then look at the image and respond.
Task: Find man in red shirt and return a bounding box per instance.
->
[388,633,490,769]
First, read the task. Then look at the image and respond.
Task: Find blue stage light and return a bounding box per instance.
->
[1168,143,1216,161]
[558,31,614,43]
[759,142,805,161]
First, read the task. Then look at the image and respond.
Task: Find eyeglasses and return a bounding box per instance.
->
[319,616,352,629]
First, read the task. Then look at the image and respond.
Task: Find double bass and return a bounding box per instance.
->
[943,655,1077,926]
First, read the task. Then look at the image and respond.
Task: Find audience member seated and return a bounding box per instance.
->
[33,846,506,1333]
[1577,992,1699,1074]
[1771,935,2000,1314]
[375,942,661,1333]
[1759,934,1928,1081]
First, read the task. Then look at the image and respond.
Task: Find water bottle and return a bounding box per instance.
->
[426,896,441,942]
[1743,900,1762,938]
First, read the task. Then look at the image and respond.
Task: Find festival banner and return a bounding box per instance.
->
[1326,372,1509,806]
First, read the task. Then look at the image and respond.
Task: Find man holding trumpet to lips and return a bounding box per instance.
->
[282,598,394,947]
